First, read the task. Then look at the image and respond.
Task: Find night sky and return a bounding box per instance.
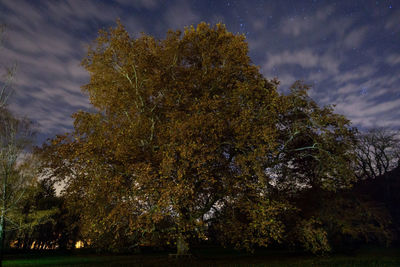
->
[1,0,399,145]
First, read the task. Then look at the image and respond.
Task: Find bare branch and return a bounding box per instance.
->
[355,128,400,179]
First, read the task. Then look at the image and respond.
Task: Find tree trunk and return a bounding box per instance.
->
[176,234,189,255]
[0,210,5,267]
[0,172,6,267]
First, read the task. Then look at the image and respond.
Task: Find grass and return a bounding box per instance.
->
[3,246,400,266]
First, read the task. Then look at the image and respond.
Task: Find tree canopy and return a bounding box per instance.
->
[40,22,363,254]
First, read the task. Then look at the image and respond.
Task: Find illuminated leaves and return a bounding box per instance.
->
[39,22,359,253]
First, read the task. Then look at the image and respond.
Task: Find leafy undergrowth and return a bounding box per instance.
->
[3,246,400,266]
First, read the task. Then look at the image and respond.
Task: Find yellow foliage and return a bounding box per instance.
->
[38,22,358,253]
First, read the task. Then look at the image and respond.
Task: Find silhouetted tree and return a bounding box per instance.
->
[355,128,400,180]
[354,128,400,243]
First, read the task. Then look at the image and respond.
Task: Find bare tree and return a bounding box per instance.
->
[354,129,400,242]
[0,25,16,109]
[0,25,34,267]
[355,128,400,180]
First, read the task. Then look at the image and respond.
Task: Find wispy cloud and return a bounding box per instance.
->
[115,0,162,10]
[343,27,369,49]
[163,0,200,30]
[386,54,400,66]
[0,1,94,140]
[1,0,399,143]
[280,6,335,37]
[385,9,400,31]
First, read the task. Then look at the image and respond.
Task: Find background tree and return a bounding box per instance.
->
[258,82,363,253]
[272,82,357,193]
[0,25,48,265]
[8,179,72,250]
[282,127,397,253]
[0,24,30,265]
[355,128,400,180]
[353,128,400,243]
[268,86,395,253]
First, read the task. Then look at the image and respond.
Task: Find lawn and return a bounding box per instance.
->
[3,246,400,266]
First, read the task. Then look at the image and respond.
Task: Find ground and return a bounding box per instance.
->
[3,246,400,266]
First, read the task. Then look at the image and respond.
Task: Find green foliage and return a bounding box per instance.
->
[7,177,62,250]
[284,189,394,254]
[321,193,393,248]
[272,81,357,194]
[296,217,331,254]
[1,27,38,259]
[213,198,288,252]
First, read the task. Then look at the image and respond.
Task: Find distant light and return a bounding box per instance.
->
[389,5,392,8]
[75,240,85,249]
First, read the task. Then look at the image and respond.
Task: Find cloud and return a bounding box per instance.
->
[251,17,267,32]
[281,17,314,37]
[335,95,400,128]
[331,72,400,129]
[280,6,335,37]
[343,27,368,49]
[115,0,161,10]
[45,1,120,23]
[1,0,400,141]
[0,1,94,136]
[257,2,400,129]
[275,73,297,91]
[385,9,400,31]
[334,65,376,88]
[0,0,158,140]
[264,50,319,70]
[386,54,400,66]
[163,0,200,30]
[263,49,340,75]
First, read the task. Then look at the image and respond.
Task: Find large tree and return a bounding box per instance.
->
[40,22,358,254]
[41,22,287,254]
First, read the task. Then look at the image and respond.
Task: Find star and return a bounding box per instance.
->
[360,88,368,95]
